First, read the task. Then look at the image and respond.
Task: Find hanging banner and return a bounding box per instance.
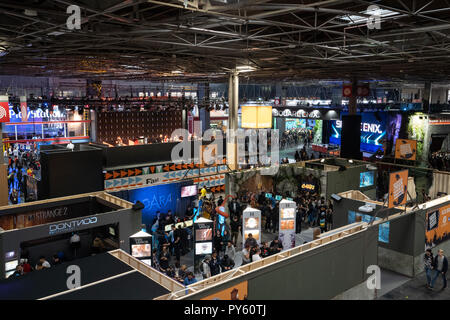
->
[279,199,296,250]
[394,139,417,161]
[425,203,450,247]
[242,207,261,244]
[388,169,408,208]
[0,96,10,123]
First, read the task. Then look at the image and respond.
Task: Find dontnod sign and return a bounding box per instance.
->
[49,216,98,235]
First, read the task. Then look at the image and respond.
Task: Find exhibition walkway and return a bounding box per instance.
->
[379,271,450,300]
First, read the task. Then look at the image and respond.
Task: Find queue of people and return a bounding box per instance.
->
[6,144,40,204]
[429,151,450,172]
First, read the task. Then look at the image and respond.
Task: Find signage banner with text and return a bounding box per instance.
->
[394,139,417,161]
[388,169,408,208]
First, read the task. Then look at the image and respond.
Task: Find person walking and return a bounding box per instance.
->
[424,249,434,288]
[430,249,448,290]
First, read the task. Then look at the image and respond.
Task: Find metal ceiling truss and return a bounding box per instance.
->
[0,0,450,82]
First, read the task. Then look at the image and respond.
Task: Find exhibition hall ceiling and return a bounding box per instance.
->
[1,0,450,81]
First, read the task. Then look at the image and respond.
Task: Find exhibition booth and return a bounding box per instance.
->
[112,180,198,231]
[0,250,183,300]
[0,192,141,279]
[228,158,378,200]
[332,189,450,277]
[36,138,227,200]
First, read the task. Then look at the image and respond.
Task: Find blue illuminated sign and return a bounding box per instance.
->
[329,112,386,153]
[123,183,181,226]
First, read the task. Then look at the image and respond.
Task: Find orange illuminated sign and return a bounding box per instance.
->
[241,105,272,128]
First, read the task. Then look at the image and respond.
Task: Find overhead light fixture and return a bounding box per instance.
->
[24,9,37,17]
[348,159,354,163]
[236,65,256,73]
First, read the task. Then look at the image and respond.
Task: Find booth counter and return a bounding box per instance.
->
[0,192,142,279]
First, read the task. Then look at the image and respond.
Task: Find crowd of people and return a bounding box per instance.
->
[8,254,63,279]
[5,144,40,204]
[428,152,450,172]
[155,186,331,280]
[280,128,313,149]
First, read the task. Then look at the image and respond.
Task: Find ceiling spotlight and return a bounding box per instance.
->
[24,9,37,16]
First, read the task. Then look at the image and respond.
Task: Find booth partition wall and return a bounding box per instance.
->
[0,192,141,279]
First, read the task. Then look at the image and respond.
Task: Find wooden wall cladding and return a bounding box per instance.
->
[96,110,183,144]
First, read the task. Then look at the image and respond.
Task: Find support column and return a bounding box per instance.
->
[348,77,358,115]
[197,82,210,133]
[423,81,432,113]
[227,72,239,170]
[341,78,362,160]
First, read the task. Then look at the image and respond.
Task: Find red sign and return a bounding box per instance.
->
[343,86,352,97]
[357,85,370,97]
[0,101,10,123]
[343,84,370,97]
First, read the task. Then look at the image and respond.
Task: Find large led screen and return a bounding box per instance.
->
[329,112,387,153]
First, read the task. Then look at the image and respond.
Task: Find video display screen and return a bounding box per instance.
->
[181,185,198,197]
[131,244,151,258]
[244,217,259,230]
[244,230,260,241]
[348,211,389,243]
[329,112,387,153]
[265,193,273,199]
[360,171,375,188]
[280,208,295,219]
[281,220,295,230]
[285,118,306,130]
[195,242,213,255]
[275,195,282,201]
[195,228,213,241]
[5,260,19,272]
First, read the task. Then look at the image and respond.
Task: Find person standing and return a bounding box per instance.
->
[424,249,434,288]
[209,251,221,276]
[171,225,182,264]
[430,249,448,290]
[230,215,241,246]
[241,244,251,266]
[201,255,211,279]
[225,241,236,261]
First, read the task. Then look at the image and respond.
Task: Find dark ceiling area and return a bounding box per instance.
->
[1,0,450,82]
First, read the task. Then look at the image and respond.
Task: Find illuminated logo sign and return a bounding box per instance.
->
[335,120,382,133]
[295,110,321,119]
[10,109,66,120]
[49,216,98,235]
[301,183,315,191]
